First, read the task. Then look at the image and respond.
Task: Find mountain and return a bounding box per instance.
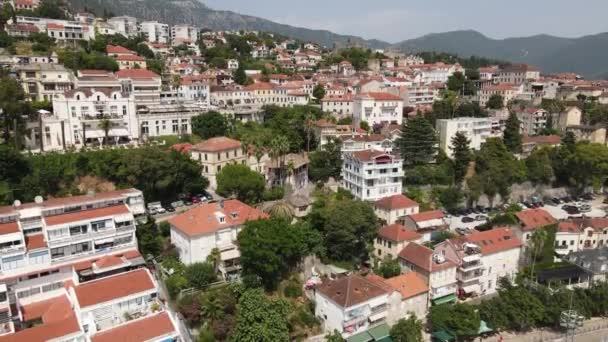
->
[66,0,389,49]
[391,30,608,79]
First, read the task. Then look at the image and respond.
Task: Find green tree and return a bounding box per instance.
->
[451,132,471,184]
[308,196,379,263]
[397,115,438,165]
[269,135,290,185]
[525,148,554,185]
[216,164,265,204]
[99,117,112,146]
[486,94,504,109]
[437,186,464,213]
[377,256,401,278]
[234,64,249,85]
[312,84,326,101]
[191,111,229,139]
[360,120,370,132]
[184,262,217,289]
[446,71,476,96]
[325,330,346,342]
[503,111,522,153]
[308,138,342,182]
[231,289,290,342]
[0,76,27,145]
[429,303,480,339]
[238,218,309,290]
[390,315,424,342]
[566,142,608,190]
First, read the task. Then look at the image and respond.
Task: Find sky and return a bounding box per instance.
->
[203,0,608,43]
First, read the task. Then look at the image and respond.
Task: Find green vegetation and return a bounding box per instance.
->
[429,302,480,339]
[390,315,424,342]
[308,138,342,183]
[216,164,266,205]
[503,112,523,153]
[415,51,508,70]
[231,288,290,342]
[397,115,438,165]
[191,111,232,140]
[486,94,504,109]
[376,256,401,279]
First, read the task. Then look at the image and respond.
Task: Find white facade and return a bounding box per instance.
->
[320,95,353,118]
[16,63,74,102]
[139,21,170,44]
[353,93,404,128]
[171,24,199,45]
[516,108,549,136]
[15,16,94,43]
[179,81,210,106]
[108,16,138,37]
[341,151,404,201]
[436,117,499,158]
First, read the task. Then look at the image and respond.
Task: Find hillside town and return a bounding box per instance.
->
[1,1,608,342]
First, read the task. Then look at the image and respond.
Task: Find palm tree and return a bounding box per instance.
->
[265,201,294,222]
[200,293,223,321]
[206,248,221,272]
[270,135,289,185]
[304,113,315,152]
[98,117,112,146]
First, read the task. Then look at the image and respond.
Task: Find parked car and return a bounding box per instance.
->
[551,197,561,205]
[523,201,533,208]
[171,201,185,209]
[455,227,470,235]
[579,204,592,213]
[164,206,176,213]
[475,215,488,222]
[192,197,201,204]
[582,193,594,201]
[462,217,475,223]
[562,196,572,203]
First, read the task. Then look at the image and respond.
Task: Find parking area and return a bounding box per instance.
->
[447,194,608,234]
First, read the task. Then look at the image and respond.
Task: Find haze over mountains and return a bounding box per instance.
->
[70,0,608,79]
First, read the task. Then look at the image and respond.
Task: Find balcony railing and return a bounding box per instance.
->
[115,224,135,234]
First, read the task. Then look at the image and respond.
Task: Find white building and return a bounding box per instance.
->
[169,200,268,280]
[227,59,239,70]
[171,24,199,46]
[15,16,94,43]
[179,76,210,106]
[402,210,449,243]
[497,64,541,85]
[374,223,422,260]
[15,63,74,102]
[555,218,608,257]
[409,62,464,84]
[341,134,393,154]
[514,107,549,136]
[341,150,403,201]
[435,227,522,297]
[374,194,420,225]
[436,117,499,158]
[139,21,170,44]
[108,16,138,37]
[320,94,353,118]
[353,93,403,128]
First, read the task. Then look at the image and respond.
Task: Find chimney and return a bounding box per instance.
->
[218,200,224,209]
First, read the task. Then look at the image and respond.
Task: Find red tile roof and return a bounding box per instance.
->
[398,242,456,272]
[115,54,145,62]
[191,136,242,152]
[171,143,192,153]
[91,312,176,342]
[26,234,47,251]
[558,220,581,233]
[169,200,268,237]
[321,94,353,102]
[558,218,608,233]
[1,295,80,342]
[44,204,130,226]
[375,194,419,210]
[46,23,64,30]
[382,273,428,299]
[522,135,561,145]
[106,45,135,55]
[483,83,516,92]
[317,274,388,308]
[515,209,557,231]
[74,269,155,308]
[73,249,141,272]
[115,69,159,79]
[244,82,276,91]
[350,150,395,162]
[408,210,444,223]
[378,224,421,242]
[0,221,19,235]
[93,255,124,269]
[360,92,402,101]
[314,119,336,128]
[464,227,522,255]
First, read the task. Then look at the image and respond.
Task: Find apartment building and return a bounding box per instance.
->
[179,76,210,106]
[497,64,541,85]
[341,150,404,201]
[554,106,582,132]
[139,21,170,44]
[435,227,522,298]
[39,87,138,151]
[320,94,354,118]
[171,24,200,45]
[398,242,458,305]
[436,117,499,158]
[190,137,246,189]
[15,16,94,43]
[115,69,162,104]
[514,107,549,136]
[210,82,309,108]
[15,63,74,102]
[477,83,518,108]
[374,194,420,225]
[169,200,268,280]
[555,218,608,257]
[514,209,558,254]
[409,62,464,84]
[341,134,394,154]
[313,119,366,146]
[107,16,138,37]
[353,92,404,128]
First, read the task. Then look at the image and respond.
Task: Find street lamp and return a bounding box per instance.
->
[560,310,584,342]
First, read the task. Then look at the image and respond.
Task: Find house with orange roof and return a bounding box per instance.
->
[555,218,608,256]
[189,136,246,189]
[366,272,429,320]
[341,150,404,201]
[374,194,420,225]
[374,223,422,260]
[397,242,458,305]
[320,94,354,118]
[514,208,558,242]
[402,210,449,243]
[169,199,268,280]
[477,83,520,108]
[353,92,404,128]
[435,227,522,298]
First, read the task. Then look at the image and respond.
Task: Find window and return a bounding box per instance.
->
[69,225,87,236]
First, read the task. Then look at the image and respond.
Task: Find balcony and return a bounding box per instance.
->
[82,114,123,121]
[460,260,483,272]
[459,269,484,281]
[115,224,135,234]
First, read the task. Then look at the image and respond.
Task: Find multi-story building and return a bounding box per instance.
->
[554,106,582,132]
[374,223,421,260]
[353,92,403,128]
[313,119,366,146]
[15,16,94,43]
[15,63,74,102]
[409,62,464,84]
[115,69,162,104]
[555,218,608,257]
[514,107,549,136]
[398,242,458,306]
[179,76,210,106]
[136,101,201,139]
[210,82,309,108]
[108,16,138,37]
[514,209,558,258]
[171,24,199,46]
[341,150,404,201]
[115,54,147,70]
[565,248,608,284]
[497,64,541,85]
[402,210,449,243]
[190,137,246,189]
[435,227,522,298]
[477,83,518,108]
[169,200,267,280]
[374,194,420,225]
[320,94,353,118]
[436,117,499,158]
[38,87,138,151]
[341,134,393,154]
[139,21,170,44]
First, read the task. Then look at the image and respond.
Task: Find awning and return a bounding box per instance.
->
[368,311,388,322]
[431,330,456,342]
[94,237,114,245]
[461,284,481,294]
[432,293,457,305]
[109,128,130,137]
[347,331,374,342]
[220,249,240,261]
[367,323,390,340]
[478,320,494,334]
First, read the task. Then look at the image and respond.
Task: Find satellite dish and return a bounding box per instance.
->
[13,200,21,207]
[34,196,43,204]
